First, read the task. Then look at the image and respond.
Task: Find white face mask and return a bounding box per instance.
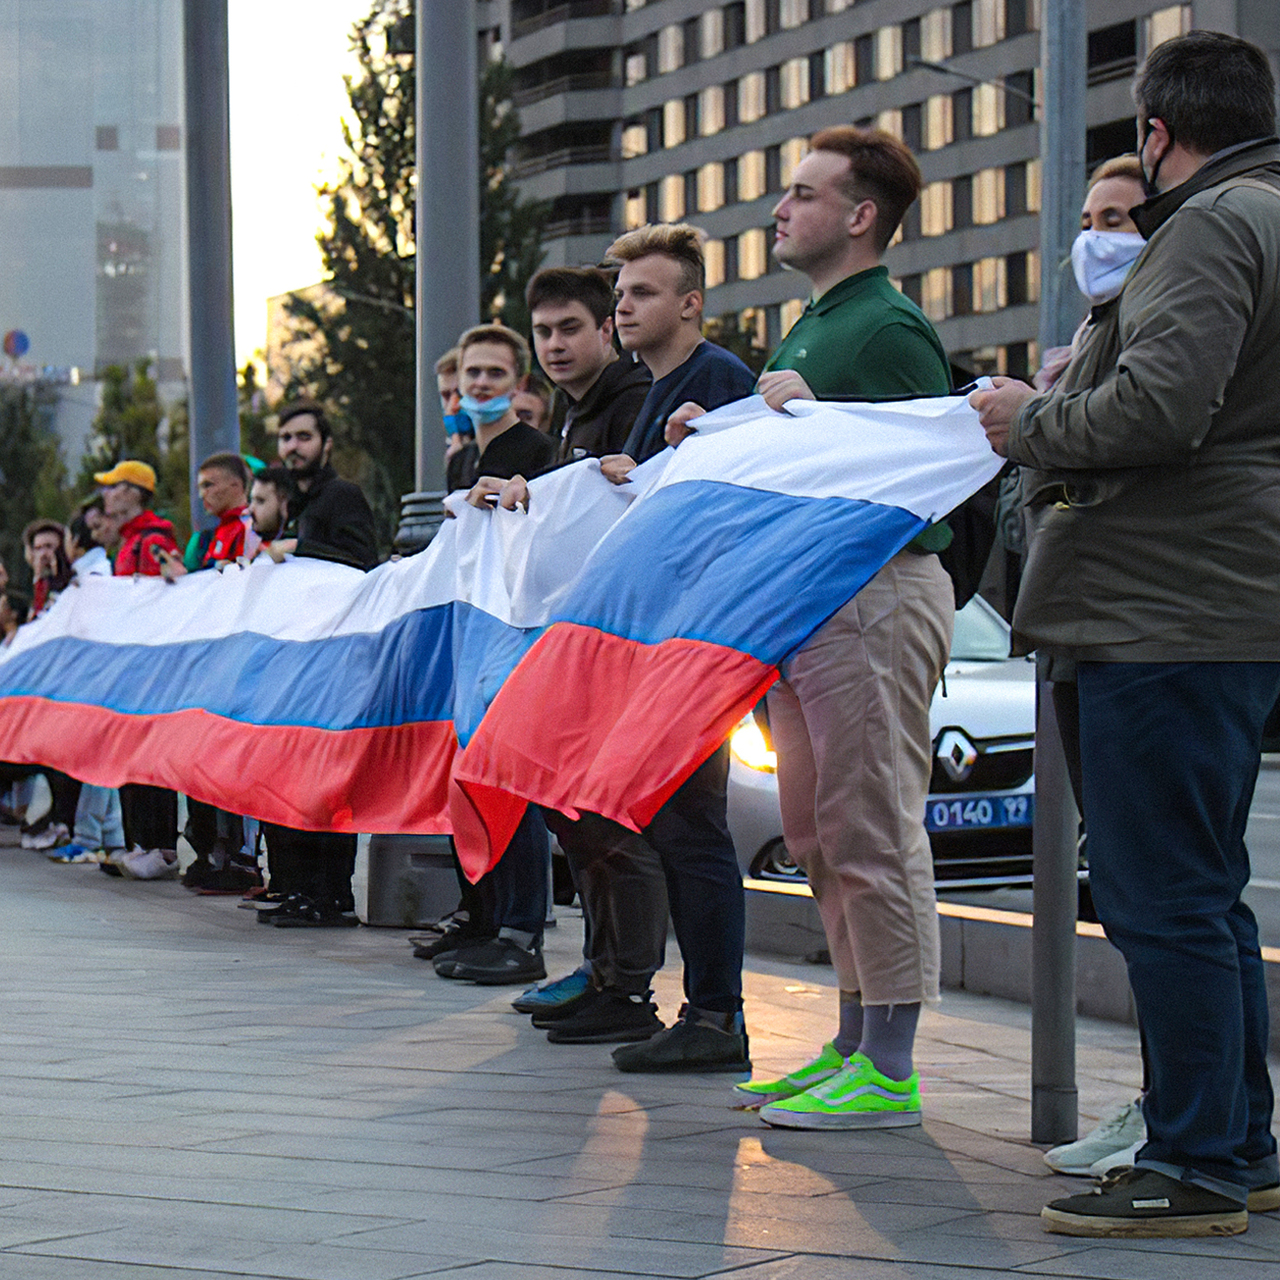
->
[1071,230,1145,304]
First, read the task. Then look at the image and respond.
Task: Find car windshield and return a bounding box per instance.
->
[949,597,1013,662]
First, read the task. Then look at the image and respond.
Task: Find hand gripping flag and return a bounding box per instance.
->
[0,395,1001,876]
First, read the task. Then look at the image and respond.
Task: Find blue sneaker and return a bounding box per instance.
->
[48,843,101,864]
[511,967,591,1014]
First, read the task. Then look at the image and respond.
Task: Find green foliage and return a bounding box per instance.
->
[480,56,550,334]
[78,359,191,542]
[0,383,68,595]
[280,0,548,549]
[238,363,273,465]
[704,313,772,377]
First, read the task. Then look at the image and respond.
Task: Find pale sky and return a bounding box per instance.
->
[227,0,367,368]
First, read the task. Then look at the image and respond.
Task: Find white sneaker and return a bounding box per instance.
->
[1088,1138,1142,1177]
[1043,1098,1145,1175]
[24,822,69,851]
[119,848,178,880]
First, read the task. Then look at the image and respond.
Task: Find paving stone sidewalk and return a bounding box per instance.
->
[0,827,1275,1280]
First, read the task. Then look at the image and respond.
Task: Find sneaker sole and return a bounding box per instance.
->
[1248,1186,1280,1213]
[1041,1206,1247,1238]
[547,1023,663,1045]
[453,967,547,987]
[615,1057,752,1074]
[760,1107,922,1131]
[733,1079,834,1108]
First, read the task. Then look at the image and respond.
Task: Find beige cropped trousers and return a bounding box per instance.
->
[766,550,954,1004]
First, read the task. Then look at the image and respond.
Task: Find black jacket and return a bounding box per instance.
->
[556,356,652,463]
[447,420,557,492]
[290,465,378,570]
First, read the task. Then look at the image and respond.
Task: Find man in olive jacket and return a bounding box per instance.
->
[973,32,1280,1239]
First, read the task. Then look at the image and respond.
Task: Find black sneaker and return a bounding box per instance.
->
[444,937,546,986]
[272,895,358,928]
[612,1006,751,1074]
[545,989,663,1045]
[1042,1167,1247,1238]
[413,919,490,961]
[530,983,600,1028]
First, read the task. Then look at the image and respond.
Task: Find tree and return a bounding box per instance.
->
[78,360,191,542]
[238,362,273,465]
[0,382,67,595]
[281,0,548,547]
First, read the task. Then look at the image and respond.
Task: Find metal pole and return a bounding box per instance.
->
[1030,0,1087,1146]
[182,0,240,529]
[396,0,481,552]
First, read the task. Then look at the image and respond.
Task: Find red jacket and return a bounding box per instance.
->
[203,506,248,565]
[114,510,179,576]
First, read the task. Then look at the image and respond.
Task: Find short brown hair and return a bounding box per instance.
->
[457,324,531,377]
[198,452,250,489]
[434,347,460,378]
[605,224,706,295]
[23,519,65,549]
[808,126,923,254]
[526,266,617,327]
[1088,155,1145,189]
[277,398,331,442]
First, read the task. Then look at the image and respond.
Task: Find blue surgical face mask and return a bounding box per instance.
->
[460,394,512,428]
[443,410,474,439]
[1071,230,1145,305]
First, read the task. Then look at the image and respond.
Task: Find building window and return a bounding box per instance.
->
[663,99,686,148]
[765,64,782,113]
[646,105,664,151]
[702,9,725,58]
[96,125,119,151]
[973,82,1005,136]
[922,266,952,321]
[659,173,685,221]
[952,87,973,142]
[746,0,767,42]
[781,296,805,336]
[156,125,181,150]
[924,94,953,149]
[705,239,727,287]
[698,162,726,211]
[920,180,953,237]
[953,262,974,315]
[658,25,683,74]
[903,17,922,63]
[1006,250,1029,305]
[826,41,855,94]
[1005,70,1035,126]
[740,227,769,280]
[621,121,647,158]
[809,49,826,100]
[739,71,767,123]
[780,0,809,27]
[877,108,903,139]
[1007,0,1038,37]
[974,167,1005,223]
[766,144,782,192]
[724,235,740,282]
[739,149,767,201]
[876,25,903,80]
[625,189,646,229]
[974,256,1007,312]
[780,57,810,109]
[725,1,746,48]
[780,137,807,187]
[973,0,1005,47]
[683,16,701,65]
[1145,5,1190,53]
[899,273,923,307]
[922,7,952,60]
[1026,158,1042,212]
[952,1,973,56]
[699,86,725,136]
[724,156,739,203]
[625,51,647,86]
[854,33,874,84]
[901,103,923,151]
[1005,161,1027,214]
[952,174,973,228]
[825,0,855,11]
[899,201,922,242]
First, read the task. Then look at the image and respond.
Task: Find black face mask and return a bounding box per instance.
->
[1137,120,1172,198]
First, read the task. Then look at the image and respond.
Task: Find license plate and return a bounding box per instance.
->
[926,793,1034,831]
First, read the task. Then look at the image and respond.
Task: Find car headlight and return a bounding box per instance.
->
[730,718,777,772]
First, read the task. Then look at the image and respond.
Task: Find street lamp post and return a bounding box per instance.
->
[395,0,481,553]
[183,0,240,525]
[1030,0,1087,1147]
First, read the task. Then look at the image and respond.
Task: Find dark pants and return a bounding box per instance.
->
[489,805,550,938]
[185,799,245,867]
[1078,660,1280,1199]
[554,745,745,1013]
[0,764,82,830]
[119,784,178,852]
[261,824,356,912]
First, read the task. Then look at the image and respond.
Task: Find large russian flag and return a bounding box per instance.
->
[0,395,1000,869]
[449,393,1003,874]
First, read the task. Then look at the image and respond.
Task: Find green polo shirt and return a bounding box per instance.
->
[765,265,953,551]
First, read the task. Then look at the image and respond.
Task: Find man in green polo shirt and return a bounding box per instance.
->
[730,127,957,1130]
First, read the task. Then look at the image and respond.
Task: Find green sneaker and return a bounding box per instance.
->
[759,1052,922,1130]
[733,1041,845,1109]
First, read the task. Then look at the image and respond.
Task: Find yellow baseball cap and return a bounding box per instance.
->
[94,460,156,492]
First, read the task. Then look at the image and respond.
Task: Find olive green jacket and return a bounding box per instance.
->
[1009,138,1280,661]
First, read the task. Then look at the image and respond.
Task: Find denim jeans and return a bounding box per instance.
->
[1078,660,1280,1198]
[73,784,125,851]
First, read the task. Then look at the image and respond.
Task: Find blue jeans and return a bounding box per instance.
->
[1078,661,1280,1199]
[73,785,125,851]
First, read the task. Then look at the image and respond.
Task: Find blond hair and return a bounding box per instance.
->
[1088,155,1145,189]
[457,324,531,377]
[434,346,460,377]
[605,223,706,296]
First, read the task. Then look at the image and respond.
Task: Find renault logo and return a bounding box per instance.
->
[937,729,978,782]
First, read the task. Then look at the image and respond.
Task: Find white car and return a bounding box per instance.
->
[727,596,1038,890]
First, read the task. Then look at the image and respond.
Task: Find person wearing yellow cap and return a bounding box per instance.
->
[94,461,179,578]
[93,460,182,879]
